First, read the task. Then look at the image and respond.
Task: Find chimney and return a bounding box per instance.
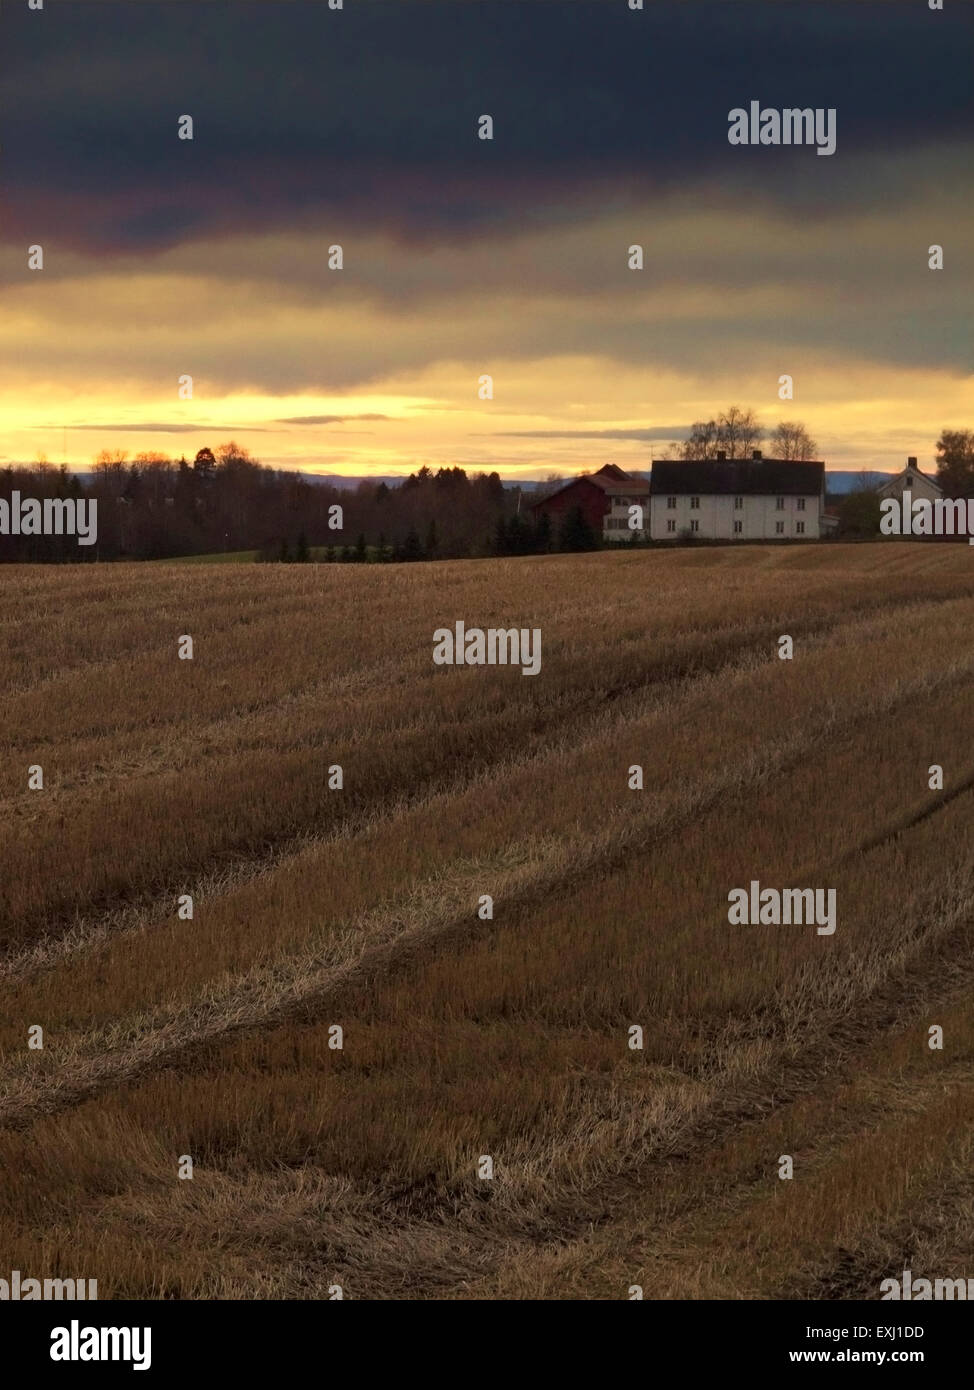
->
[907,456,918,469]
[752,449,762,460]
[716,450,727,461]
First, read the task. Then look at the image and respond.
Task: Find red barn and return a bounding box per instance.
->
[529,463,649,539]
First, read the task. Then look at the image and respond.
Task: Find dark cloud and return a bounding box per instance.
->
[483,428,690,441]
[2,1,971,255]
[276,414,390,425]
[62,422,273,433]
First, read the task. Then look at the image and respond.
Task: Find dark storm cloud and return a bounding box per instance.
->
[2,0,971,254]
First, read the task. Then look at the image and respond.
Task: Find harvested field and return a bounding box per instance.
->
[2,542,974,1299]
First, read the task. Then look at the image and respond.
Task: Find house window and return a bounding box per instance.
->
[733,520,743,535]
[690,496,700,510]
[666,519,676,533]
[690,520,699,534]
[734,496,743,510]
[776,497,785,510]
[797,497,806,511]
[796,521,805,535]
[775,521,784,534]
[667,496,676,509]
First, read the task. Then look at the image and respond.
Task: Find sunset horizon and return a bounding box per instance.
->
[3,1,971,483]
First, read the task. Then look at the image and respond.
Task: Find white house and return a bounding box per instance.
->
[876,456,943,506]
[601,476,651,539]
[649,452,824,541]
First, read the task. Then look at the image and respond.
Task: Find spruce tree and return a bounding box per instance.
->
[557,506,598,553]
[402,528,424,562]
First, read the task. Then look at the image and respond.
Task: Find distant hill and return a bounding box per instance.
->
[304,473,406,489]
[823,471,895,494]
[63,470,516,491]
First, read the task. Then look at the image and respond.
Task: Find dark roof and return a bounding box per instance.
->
[650,458,824,496]
[529,465,647,508]
[592,477,649,496]
[587,463,647,494]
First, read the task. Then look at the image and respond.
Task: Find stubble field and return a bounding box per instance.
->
[2,542,974,1299]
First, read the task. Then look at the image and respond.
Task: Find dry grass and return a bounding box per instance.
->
[2,542,973,1298]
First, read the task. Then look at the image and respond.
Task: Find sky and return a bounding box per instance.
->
[1,0,972,481]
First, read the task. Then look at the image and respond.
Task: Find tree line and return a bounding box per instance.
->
[0,443,610,563]
[0,446,518,562]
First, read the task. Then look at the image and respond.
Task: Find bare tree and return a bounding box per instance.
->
[769,421,818,460]
[681,406,762,459]
[93,448,130,496]
[681,417,718,459]
[533,471,567,500]
[719,405,763,458]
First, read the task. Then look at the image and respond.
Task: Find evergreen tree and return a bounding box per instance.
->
[193,446,216,481]
[557,506,599,553]
[506,513,532,555]
[402,527,424,562]
[295,532,310,563]
[355,532,368,563]
[278,538,291,563]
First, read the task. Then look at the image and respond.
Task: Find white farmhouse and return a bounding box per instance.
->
[875,456,943,506]
[649,451,825,541]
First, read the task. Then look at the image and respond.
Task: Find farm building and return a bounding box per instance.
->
[876,456,943,506]
[529,463,649,541]
[649,453,825,541]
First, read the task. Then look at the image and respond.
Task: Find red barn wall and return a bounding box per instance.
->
[531,478,608,533]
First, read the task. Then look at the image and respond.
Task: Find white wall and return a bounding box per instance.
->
[603,498,648,539]
[650,493,821,540]
[877,471,941,504]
